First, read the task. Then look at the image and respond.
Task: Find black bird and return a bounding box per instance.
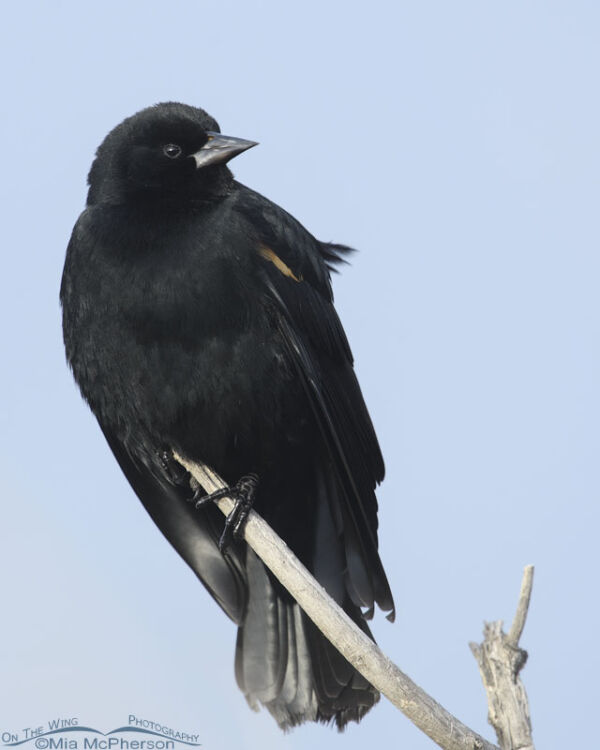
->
[60,102,395,730]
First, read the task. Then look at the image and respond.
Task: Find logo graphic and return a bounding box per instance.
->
[1,716,201,749]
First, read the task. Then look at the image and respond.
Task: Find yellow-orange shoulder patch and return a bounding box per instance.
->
[259,245,303,282]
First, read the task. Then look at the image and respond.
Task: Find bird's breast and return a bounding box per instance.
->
[65,202,307,473]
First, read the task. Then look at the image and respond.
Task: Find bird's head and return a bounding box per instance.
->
[86,102,257,206]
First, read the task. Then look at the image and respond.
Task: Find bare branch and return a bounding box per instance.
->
[469,567,535,750]
[175,453,498,750]
[507,565,534,646]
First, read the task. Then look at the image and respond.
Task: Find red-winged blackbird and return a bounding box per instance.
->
[60,102,395,730]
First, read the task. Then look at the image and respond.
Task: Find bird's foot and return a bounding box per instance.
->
[191,473,259,552]
[158,449,189,486]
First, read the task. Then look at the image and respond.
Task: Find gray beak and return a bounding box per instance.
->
[192,131,258,169]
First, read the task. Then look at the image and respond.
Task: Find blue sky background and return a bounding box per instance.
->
[1,2,598,749]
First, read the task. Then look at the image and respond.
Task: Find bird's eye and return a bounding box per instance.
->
[163,143,182,159]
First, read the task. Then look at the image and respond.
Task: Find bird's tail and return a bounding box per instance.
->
[234,547,378,730]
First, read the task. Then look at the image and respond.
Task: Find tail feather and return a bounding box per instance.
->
[280,605,319,725]
[234,548,287,706]
[235,548,378,730]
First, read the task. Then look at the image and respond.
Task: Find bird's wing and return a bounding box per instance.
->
[62,211,248,625]
[234,186,395,621]
[99,422,248,624]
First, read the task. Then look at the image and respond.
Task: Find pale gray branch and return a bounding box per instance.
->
[469,566,535,750]
[174,453,498,750]
[507,565,534,646]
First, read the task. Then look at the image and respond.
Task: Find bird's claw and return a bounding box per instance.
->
[191,473,259,552]
[158,449,189,486]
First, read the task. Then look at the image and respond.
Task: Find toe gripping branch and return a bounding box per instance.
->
[159,449,190,486]
[159,450,258,552]
[191,472,259,552]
